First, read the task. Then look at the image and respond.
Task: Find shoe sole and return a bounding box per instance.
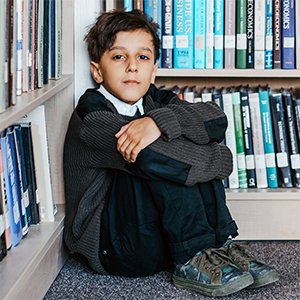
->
[172,273,254,297]
[249,270,279,289]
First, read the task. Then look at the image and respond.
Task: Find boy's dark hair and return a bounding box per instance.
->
[85,9,160,63]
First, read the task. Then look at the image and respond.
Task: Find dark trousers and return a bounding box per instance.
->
[100,171,238,277]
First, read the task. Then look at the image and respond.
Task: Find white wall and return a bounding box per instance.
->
[74,0,104,103]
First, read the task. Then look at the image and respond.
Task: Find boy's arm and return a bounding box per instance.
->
[145,86,227,145]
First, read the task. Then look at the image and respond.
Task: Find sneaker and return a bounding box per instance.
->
[172,248,254,297]
[219,241,279,288]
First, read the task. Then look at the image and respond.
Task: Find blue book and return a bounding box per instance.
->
[194,0,206,68]
[174,0,194,68]
[1,131,23,247]
[214,0,224,69]
[123,0,133,11]
[282,0,295,69]
[258,88,278,188]
[265,0,273,69]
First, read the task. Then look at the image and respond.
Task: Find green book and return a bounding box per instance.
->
[236,0,247,68]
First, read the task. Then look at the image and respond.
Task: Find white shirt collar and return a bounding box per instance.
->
[99,85,144,116]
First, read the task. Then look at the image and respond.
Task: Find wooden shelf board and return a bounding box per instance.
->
[157,68,300,78]
[0,205,67,300]
[0,75,73,131]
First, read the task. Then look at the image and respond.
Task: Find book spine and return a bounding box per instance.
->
[273,0,282,68]
[43,0,49,84]
[248,91,268,188]
[194,0,206,68]
[282,0,295,69]
[161,0,174,68]
[174,0,194,68]
[54,0,62,79]
[236,0,247,69]
[205,0,214,69]
[240,88,257,187]
[16,0,23,96]
[296,0,300,69]
[270,92,293,187]
[232,91,248,188]
[254,0,266,69]
[224,0,236,69]
[246,0,255,68]
[214,0,224,69]
[265,0,274,69]
[123,0,133,11]
[37,0,44,88]
[282,90,300,187]
[222,91,239,188]
[0,1,7,113]
[294,98,300,147]
[258,89,278,187]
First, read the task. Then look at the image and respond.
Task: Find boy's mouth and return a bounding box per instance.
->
[123,80,140,85]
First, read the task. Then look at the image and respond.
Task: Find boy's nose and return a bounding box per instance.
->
[126,58,138,72]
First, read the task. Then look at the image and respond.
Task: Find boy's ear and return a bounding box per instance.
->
[90,61,103,84]
[150,62,159,84]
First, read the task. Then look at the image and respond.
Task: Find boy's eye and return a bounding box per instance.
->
[139,55,149,60]
[113,54,125,60]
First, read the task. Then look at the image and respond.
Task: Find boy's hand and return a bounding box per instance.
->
[115,117,161,163]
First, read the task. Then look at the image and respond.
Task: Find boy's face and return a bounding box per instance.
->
[90,29,158,104]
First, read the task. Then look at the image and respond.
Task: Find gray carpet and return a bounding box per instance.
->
[44,241,300,300]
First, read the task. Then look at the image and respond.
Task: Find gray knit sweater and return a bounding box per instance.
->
[63,86,233,273]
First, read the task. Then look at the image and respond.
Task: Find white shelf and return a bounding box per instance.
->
[157,68,300,78]
[0,75,73,131]
[0,205,68,300]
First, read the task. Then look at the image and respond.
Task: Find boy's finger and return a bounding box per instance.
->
[115,124,130,138]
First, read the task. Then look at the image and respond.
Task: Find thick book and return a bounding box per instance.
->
[214,0,224,69]
[194,0,206,69]
[240,86,257,187]
[282,89,300,187]
[273,0,282,68]
[232,90,248,188]
[1,130,23,247]
[174,0,194,68]
[269,91,293,187]
[258,87,278,188]
[224,0,236,69]
[236,0,247,69]
[161,0,173,68]
[265,0,274,69]
[281,0,295,69]
[246,0,255,68]
[248,89,268,188]
[205,0,214,69]
[222,88,239,188]
[254,0,266,69]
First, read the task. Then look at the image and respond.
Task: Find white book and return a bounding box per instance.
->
[296,0,300,69]
[22,0,29,93]
[205,0,214,69]
[254,0,266,69]
[19,106,55,222]
[224,0,236,69]
[37,0,44,88]
[248,91,268,188]
[222,90,239,189]
[16,0,23,96]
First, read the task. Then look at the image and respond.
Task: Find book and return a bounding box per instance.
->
[0,1,7,113]
[37,0,44,88]
[258,87,278,188]
[240,86,257,187]
[1,130,23,247]
[273,0,282,68]
[174,0,194,68]
[16,0,23,96]
[281,0,295,69]
[22,0,30,93]
[296,0,300,69]
[161,0,173,68]
[123,0,133,11]
[248,89,268,188]
[205,0,214,69]
[254,0,266,69]
[0,188,7,260]
[43,0,49,84]
[282,89,300,187]
[19,106,55,222]
[232,90,248,188]
[236,0,247,69]
[194,0,206,69]
[224,0,236,69]
[55,0,62,79]
[214,0,224,69]
[246,0,255,68]
[269,91,293,187]
[265,0,274,69]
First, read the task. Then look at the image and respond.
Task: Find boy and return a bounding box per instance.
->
[63,9,278,297]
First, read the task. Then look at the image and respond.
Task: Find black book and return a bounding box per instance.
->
[161,0,173,68]
[246,0,255,68]
[0,176,7,261]
[43,0,49,85]
[273,0,282,69]
[282,89,300,187]
[269,90,293,187]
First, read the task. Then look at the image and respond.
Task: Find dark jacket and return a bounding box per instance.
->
[63,85,233,273]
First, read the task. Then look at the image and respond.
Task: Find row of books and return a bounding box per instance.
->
[0,0,62,114]
[0,105,54,262]
[123,0,300,70]
[165,84,300,189]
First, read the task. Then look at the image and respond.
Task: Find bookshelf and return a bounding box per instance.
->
[0,0,74,299]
